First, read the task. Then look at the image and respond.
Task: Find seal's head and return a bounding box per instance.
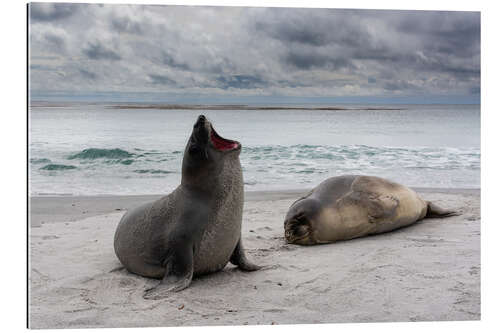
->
[182,115,241,189]
[284,198,321,245]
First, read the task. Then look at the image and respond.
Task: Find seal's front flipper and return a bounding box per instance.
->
[341,191,399,223]
[230,238,261,271]
[143,245,194,300]
[426,201,460,218]
[366,194,400,223]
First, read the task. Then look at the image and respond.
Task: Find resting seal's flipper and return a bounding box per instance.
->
[143,245,194,300]
[230,238,261,271]
[338,191,399,223]
[426,201,460,218]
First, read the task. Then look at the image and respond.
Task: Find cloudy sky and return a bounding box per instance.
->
[29,3,480,103]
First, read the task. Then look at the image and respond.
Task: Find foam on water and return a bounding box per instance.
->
[28,103,480,195]
[29,144,480,195]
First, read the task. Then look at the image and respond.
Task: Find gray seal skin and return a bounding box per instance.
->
[284,175,459,245]
[114,115,260,299]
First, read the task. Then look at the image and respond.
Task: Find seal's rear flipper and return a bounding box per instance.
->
[426,201,460,218]
[143,246,194,300]
[230,238,261,271]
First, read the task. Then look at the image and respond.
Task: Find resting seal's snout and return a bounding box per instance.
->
[284,213,313,244]
[284,198,321,245]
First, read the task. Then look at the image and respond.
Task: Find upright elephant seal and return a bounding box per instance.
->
[114,115,260,299]
[284,175,458,245]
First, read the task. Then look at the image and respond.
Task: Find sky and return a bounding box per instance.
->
[28,3,481,104]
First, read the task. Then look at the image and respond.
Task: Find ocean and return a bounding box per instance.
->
[28,103,480,196]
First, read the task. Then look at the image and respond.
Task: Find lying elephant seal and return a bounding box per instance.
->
[114,115,260,299]
[284,175,458,245]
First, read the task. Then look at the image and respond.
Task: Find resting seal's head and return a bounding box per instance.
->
[283,198,321,245]
[182,115,241,189]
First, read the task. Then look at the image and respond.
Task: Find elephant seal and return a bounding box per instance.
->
[284,175,458,245]
[114,115,260,299]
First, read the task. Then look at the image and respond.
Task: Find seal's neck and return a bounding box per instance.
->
[181,155,241,197]
[181,171,221,194]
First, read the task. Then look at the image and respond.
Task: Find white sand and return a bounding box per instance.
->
[29,189,480,329]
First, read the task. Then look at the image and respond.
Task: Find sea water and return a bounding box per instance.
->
[29,103,480,196]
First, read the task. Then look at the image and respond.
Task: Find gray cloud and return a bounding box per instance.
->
[110,15,144,35]
[30,3,78,22]
[284,49,354,70]
[30,64,53,71]
[29,4,480,100]
[161,51,191,71]
[383,80,421,92]
[254,8,479,87]
[83,42,121,61]
[255,21,328,47]
[78,68,98,80]
[216,75,268,89]
[43,32,66,53]
[148,74,176,86]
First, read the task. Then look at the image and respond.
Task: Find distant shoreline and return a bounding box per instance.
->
[29,101,406,111]
[108,104,406,111]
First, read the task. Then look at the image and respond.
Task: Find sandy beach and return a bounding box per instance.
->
[28,188,480,329]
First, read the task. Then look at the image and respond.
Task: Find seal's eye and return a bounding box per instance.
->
[294,225,309,237]
[188,143,202,155]
[188,142,209,160]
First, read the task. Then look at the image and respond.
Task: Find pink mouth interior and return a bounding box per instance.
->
[210,130,239,151]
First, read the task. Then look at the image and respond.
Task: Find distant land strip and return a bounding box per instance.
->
[107,104,406,111]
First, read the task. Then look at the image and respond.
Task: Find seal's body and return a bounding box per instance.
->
[284,175,458,245]
[114,115,259,299]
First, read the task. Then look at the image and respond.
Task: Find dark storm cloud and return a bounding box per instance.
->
[83,42,121,61]
[216,75,268,89]
[203,56,237,75]
[253,8,371,48]
[161,51,191,71]
[110,16,144,35]
[254,9,480,83]
[396,11,480,56]
[78,69,98,80]
[285,49,353,70]
[30,3,78,22]
[148,74,176,86]
[255,20,328,46]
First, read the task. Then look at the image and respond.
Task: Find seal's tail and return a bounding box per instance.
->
[426,201,460,218]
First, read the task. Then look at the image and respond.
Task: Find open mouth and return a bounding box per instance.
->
[210,126,240,151]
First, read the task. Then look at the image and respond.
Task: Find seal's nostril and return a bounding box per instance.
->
[194,115,206,128]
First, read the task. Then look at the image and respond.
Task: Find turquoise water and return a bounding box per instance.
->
[29,103,480,195]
